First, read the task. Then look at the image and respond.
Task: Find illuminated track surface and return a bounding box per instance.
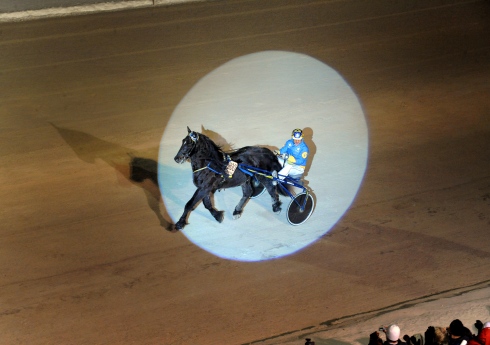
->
[1,1,489,344]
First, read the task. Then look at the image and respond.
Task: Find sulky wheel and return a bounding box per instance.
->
[286,192,314,225]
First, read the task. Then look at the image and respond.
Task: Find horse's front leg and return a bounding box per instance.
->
[175,188,208,231]
[233,182,253,219]
[202,193,224,223]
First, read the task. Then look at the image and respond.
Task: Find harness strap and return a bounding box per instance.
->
[193,165,208,173]
[193,163,223,177]
[238,165,254,177]
[206,164,222,175]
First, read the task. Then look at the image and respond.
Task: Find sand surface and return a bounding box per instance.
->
[1,1,489,344]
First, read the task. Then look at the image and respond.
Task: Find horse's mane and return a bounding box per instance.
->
[198,133,226,163]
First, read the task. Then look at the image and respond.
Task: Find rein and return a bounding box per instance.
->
[193,166,208,173]
[193,163,222,176]
[192,154,237,179]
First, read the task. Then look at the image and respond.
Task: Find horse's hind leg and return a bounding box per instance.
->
[262,179,282,213]
[203,193,224,223]
[233,183,253,219]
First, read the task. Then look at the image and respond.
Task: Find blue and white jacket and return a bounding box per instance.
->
[279,139,309,167]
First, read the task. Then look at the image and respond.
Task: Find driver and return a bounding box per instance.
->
[275,128,309,180]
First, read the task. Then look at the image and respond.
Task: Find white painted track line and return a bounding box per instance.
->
[0,0,208,22]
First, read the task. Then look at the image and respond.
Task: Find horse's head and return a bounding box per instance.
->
[174,126,199,164]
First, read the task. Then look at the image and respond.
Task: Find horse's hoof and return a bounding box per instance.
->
[215,211,225,223]
[233,209,243,219]
[175,221,186,231]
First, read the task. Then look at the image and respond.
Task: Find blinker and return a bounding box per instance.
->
[189,131,198,142]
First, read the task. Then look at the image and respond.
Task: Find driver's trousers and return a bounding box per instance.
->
[277,157,305,180]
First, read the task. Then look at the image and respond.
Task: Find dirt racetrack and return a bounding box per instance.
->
[1,0,490,344]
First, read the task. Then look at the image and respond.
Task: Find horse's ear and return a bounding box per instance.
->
[187,126,191,134]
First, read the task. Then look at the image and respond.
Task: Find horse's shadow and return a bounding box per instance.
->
[199,125,235,151]
[49,122,174,230]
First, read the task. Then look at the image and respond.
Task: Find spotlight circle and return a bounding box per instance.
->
[158,51,368,262]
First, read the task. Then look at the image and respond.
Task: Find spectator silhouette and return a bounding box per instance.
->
[383,324,408,345]
[368,331,384,345]
[448,319,472,345]
[369,325,407,345]
[425,326,449,345]
[402,334,423,345]
[468,320,490,345]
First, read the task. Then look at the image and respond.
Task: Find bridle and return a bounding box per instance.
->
[179,131,198,161]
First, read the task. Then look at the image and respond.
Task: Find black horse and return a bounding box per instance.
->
[173,127,283,230]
